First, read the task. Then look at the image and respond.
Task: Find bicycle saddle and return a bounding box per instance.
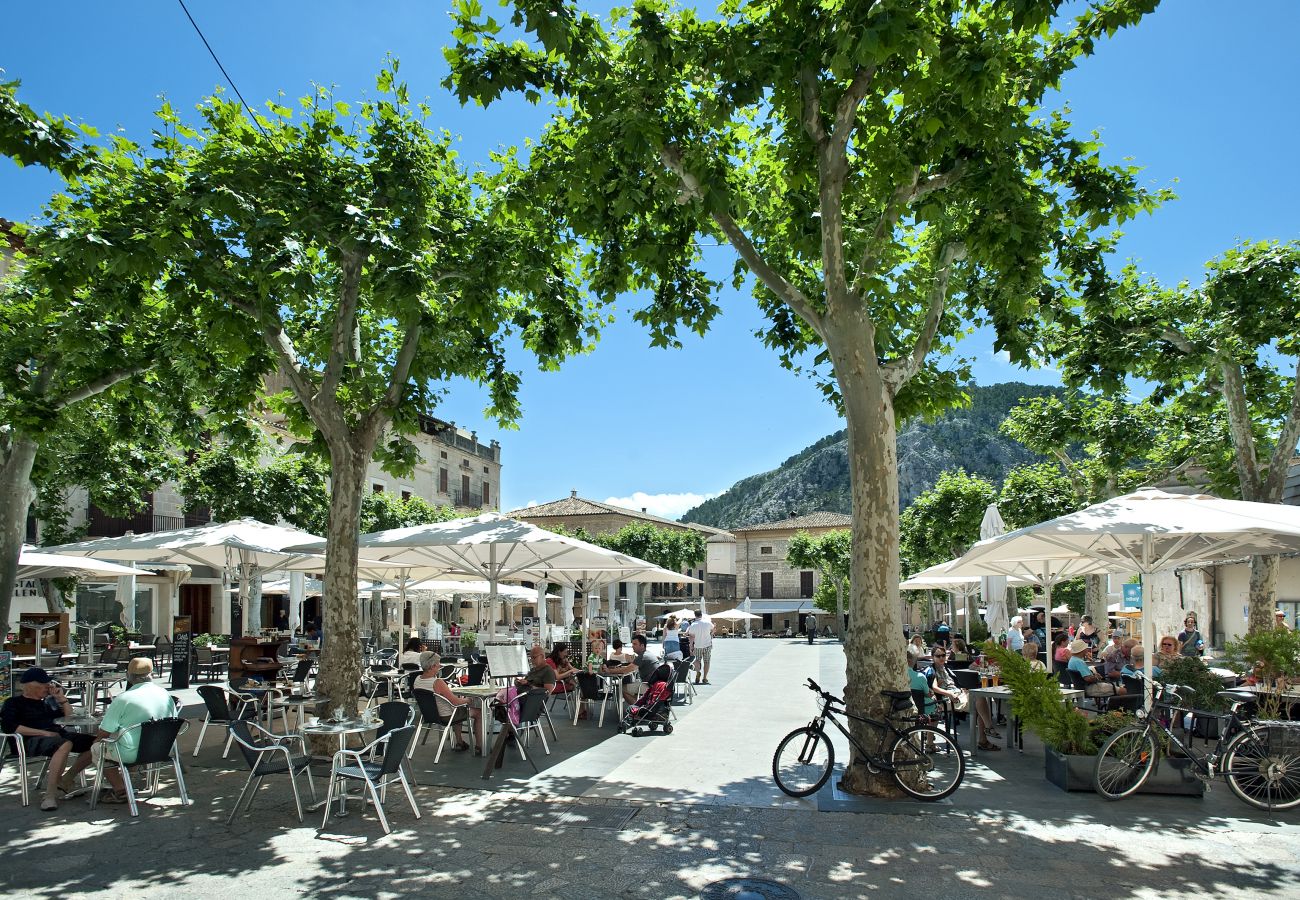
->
[1217,690,1256,704]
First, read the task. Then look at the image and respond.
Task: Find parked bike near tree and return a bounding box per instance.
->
[772,678,965,801]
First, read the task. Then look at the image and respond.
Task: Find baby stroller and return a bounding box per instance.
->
[618,663,676,736]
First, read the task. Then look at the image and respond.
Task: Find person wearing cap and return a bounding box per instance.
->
[1277,610,1292,631]
[92,657,175,805]
[1066,638,1124,699]
[0,667,97,811]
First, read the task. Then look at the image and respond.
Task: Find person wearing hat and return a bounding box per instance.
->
[1066,638,1124,699]
[1277,610,1292,631]
[0,667,97,811]
[92,657,175,805]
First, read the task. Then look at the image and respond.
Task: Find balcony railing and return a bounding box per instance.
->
[452,489,483,509]
[87,509,184,538]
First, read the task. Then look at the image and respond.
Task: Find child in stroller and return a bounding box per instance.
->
[618,662,675,735]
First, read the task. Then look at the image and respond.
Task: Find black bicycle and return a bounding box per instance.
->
[1094,682,1300,810]
[772,678,965,801]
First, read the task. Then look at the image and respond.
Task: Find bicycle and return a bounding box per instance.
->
[772,678,965,801]
[1093,682,1300,810]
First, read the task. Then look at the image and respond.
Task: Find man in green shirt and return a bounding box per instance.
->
[94,657,174,803]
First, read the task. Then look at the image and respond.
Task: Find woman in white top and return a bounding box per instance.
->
[398,636,426,667]
[662,616,683,660]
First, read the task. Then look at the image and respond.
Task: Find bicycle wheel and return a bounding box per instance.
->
[1223,723,1300,811]
[772,726,834,797]
[1093,726,1157,800]
[891,725,965,801]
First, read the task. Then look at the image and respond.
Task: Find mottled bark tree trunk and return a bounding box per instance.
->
[1248,555,1278,635]
[0,435,39,636]
[1084,574,1108,630]
[316,445,368,716]
[833,337,909,797]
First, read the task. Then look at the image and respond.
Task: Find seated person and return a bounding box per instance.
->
[545,644,579,694]
[1121,644,1161,680]
[1021,640,1046,672]
[398,637,426,668]
[1156,635,1181,670]
[606,638,634,665]
[412,651,475,752]
[906,646,935,717]
[948,638,971,666]
[603,634,658,704]
[519,644,558,693]
[93,658,176,804]
[1067,640,1124,698]
[928,646,1000,751]
[1051,633,1071,665]
[0,668,97,811]
[585,637,608,672]
[1099,631,1127,679]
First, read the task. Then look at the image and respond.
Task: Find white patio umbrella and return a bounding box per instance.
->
[901,559,1031,643]
[18,548,154,580]
[45,518,326,636]
[948,489,1300,682]
[287,513,687,641]
[980,503,1010,642]
[712,608,760,620]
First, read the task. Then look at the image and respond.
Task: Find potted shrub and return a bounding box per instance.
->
[1157,656,1232,739]
[984,644,1203,795]
[1224,628,1300,719]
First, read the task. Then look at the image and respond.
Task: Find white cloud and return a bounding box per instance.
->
[604,491,719,520]
[989,349,1012,364]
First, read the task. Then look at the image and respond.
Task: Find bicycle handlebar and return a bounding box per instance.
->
[805,678,843,706]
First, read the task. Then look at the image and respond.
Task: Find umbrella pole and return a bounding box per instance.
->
[1043,577,1054,676]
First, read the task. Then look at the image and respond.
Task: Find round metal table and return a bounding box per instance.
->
[302,718,380,816]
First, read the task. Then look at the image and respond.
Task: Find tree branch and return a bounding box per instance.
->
[321,249,364,400]
[829,66,876,155]
[882,242,966,388]
[850,163,965,302]
[48,365,146,412]
[660,144,826,340]
[1159,326,1198,356]
[799,66,826,145]
[1262,354,1300,502]
[1217,353,1263,500]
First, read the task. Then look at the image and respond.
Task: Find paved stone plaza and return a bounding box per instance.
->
[3,639,1298,899]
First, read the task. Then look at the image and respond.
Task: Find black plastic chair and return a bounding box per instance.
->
[226,719,316,823]
[481,689,548,780]
[89,717,190,817]
[671,658,695,705]
[464,663,487,686]
[573,672,613,726]
[324,725,420,834]
[193,685,256,758]
[411,689,471,763]
[374,701,416,741]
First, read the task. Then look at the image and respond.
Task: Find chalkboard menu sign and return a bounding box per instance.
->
[171,630,195,689]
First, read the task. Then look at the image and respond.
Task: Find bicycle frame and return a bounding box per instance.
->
[1142,700,1247,780]
[809,694,916,773]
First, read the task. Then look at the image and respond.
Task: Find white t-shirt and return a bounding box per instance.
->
[686,618,713,649]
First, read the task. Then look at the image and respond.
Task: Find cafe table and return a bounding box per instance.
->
[451,684,500,752]
[968,684,1084,752]
[301,717,380,815]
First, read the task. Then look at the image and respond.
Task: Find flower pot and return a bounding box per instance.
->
[1044,747,1205,796]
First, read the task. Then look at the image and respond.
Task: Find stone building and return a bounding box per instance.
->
[507,492,736,607]
[732,511,852,633]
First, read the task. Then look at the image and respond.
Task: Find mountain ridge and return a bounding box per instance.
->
[681,382,1061,529]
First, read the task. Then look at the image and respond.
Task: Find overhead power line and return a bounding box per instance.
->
[176,0,268,135]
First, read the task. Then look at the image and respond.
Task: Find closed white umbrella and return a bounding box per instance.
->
[980,503,1010,643]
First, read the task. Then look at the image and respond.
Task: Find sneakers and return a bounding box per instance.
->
[40,792,59,812]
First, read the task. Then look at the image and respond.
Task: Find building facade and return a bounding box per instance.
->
[508,491,736,604]
[732,512,852,633]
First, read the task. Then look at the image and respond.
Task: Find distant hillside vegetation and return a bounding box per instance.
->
[681,382,1062,529]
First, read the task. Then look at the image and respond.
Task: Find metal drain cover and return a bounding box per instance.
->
[701,878,801,900]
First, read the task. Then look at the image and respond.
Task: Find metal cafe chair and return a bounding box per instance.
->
[88,717,191,817]
[323,725,420,835]
[226,719,317,824]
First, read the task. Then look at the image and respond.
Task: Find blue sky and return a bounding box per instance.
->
[3,2,1297,517]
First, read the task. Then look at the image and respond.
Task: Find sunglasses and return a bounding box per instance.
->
[1160,642,1175,649]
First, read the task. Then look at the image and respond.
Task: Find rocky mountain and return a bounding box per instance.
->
[681,382,1063,529]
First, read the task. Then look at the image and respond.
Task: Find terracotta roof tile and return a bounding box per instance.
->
[731,512,852,532]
